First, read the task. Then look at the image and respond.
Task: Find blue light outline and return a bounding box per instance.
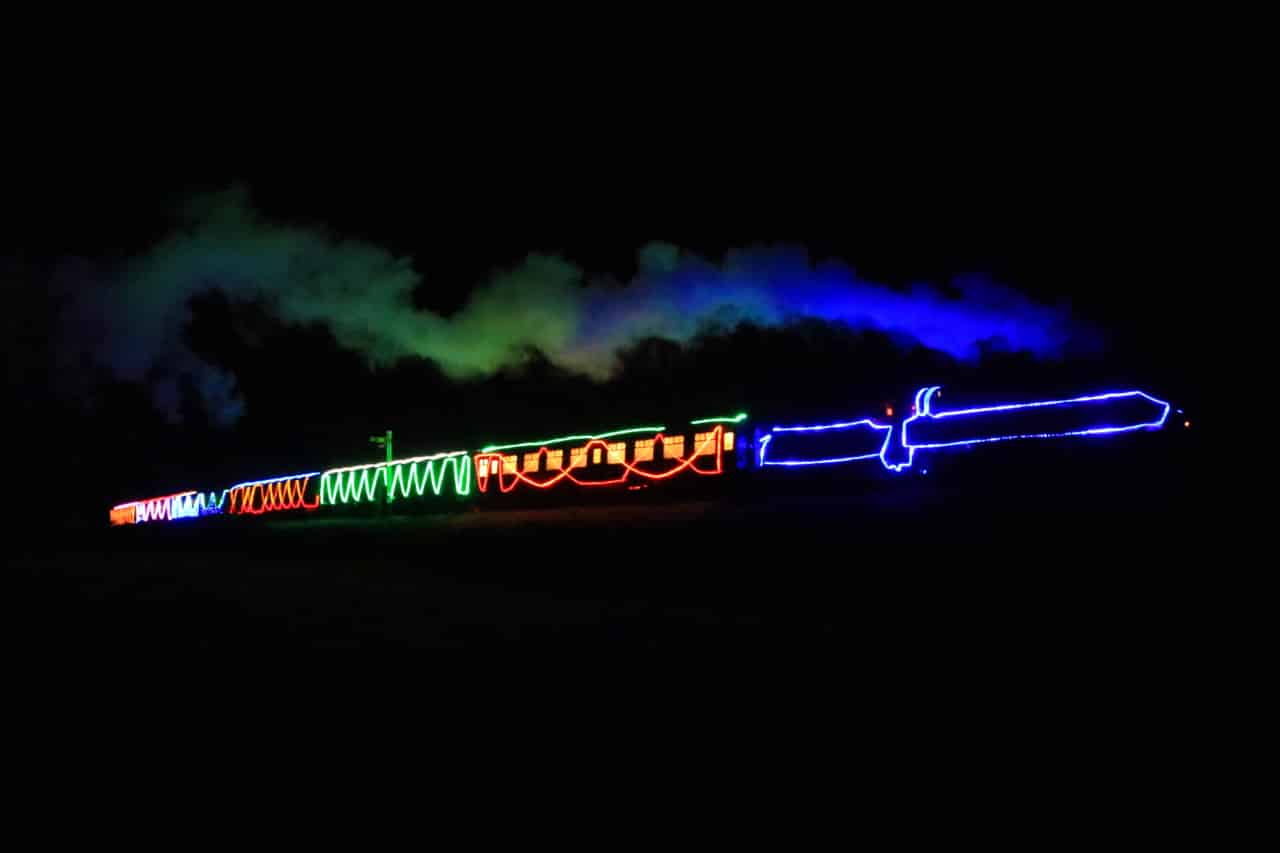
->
[760,386,1171,474]
[902,388,1172,452]
[883,386,940,471]
[759,418,893,468]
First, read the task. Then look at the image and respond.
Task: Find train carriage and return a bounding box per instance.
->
[471,413,752,507]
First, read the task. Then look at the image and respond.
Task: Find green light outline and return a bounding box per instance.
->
[384,456,472,501]
[481,426,666,453]
[320,453,471,505]
[689,412,749,425]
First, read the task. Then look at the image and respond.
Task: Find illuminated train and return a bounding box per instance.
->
[109,386,1178,525]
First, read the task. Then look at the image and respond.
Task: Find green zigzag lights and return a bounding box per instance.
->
[320,451,472,505]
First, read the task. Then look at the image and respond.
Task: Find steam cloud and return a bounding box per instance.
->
[60,185,1090,424]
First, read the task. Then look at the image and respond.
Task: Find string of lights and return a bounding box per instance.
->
[888,386,1172,471]
[226,472,322,515]
[761,387,1172,473]
[105,389,1179,526]
[110,490,207,525]
[320,452,472,505]
[759,419,893,468]
[200,490,227,516]
[481,425,667,454]
[690,413,749,425]
[474,426,727,493]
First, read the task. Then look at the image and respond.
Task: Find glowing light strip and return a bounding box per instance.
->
[385,456,471,500]
[761,454,882,467]
[227,472,322,491]
[324,450,466,476]
[226,472,321,515]
[321,466,379,503]
[760,386,1171,473]
[200,490,227,515]
[925,389,1171,419]
[482,426,665,453]
[110,487,228,525]
[881,387,938,472]
[145,493,199,522]
[690,413,748,424]
[892,386,1172,470]
[111,490,209,525]
[770,419,887,433]
[759,419,893,468]
[320,451,472,505]
[475,426,724,493]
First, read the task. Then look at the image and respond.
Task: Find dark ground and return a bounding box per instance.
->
[19,436,1209,656]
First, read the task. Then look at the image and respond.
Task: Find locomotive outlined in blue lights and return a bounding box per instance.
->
[758,387,1171,473]
[110,385,1180,525]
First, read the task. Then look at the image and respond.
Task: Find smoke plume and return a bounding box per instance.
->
[58,185,1091,423]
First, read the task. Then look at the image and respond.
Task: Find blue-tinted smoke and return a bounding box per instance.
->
[557,245,1090,376]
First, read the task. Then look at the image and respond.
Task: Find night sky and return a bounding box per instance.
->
[5,79,1208,555]
[6,47,1221,825]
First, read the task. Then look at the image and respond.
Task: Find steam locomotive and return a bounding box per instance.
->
[109,385,1179,525]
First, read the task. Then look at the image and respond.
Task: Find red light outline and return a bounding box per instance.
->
[226,475,320,515]
[474,426,724,494]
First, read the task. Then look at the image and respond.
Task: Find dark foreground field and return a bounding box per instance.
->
[19,454,1209,655]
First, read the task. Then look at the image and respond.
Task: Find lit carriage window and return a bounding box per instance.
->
[490,459,499,474]
[592,447,602,464]
[633,439,654,462]
[607,441,625,463]
[503,455,517,474]
[693,431,717,456]
[569,447,587,468]
[661,435,684,458]
[723,431,734,451]
[522,452,540,472]
[546,449,563,470]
